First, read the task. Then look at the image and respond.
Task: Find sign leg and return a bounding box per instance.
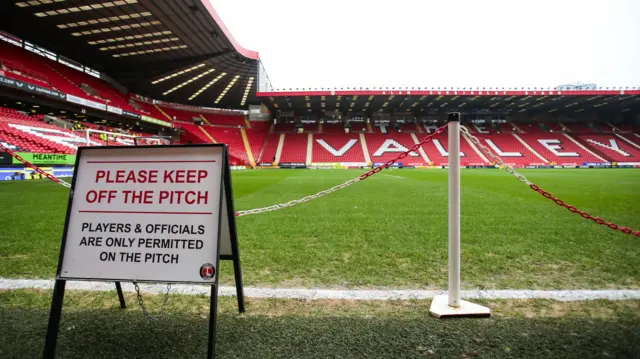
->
[115,282,126,309]
[43,279,66,359]
[232,257,245,313]
[207,284,219,359]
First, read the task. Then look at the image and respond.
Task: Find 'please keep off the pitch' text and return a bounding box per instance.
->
[85,169,210,205]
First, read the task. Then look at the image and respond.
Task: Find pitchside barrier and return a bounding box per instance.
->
[42,144,244,359]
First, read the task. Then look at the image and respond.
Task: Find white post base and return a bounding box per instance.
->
[429,295,491,318]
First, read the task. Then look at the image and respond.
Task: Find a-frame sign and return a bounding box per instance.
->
[43,144,243,359]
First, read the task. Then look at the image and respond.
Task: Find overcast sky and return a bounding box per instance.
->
[209,0,640,90]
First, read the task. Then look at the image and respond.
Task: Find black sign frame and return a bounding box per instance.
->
[42,143,244,359]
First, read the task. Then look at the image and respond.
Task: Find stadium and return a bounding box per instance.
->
[0,0,639,358]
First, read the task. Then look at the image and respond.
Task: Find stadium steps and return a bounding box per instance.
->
[512,133,549,163]
[244,118,252,128]
[80,83,99,97]
[606,122,622,132]
[578,134,640,162]
[199,127,216,143]
[240,128,256,166]
[259,134,280,164]
[199,114,212,126]
[509,121,523,132]
[256,137,267,163]
[154,104,174,123]
[410,132,431,163]
[499,122,514,132]
[318,122,323,133]
[615,133,640,149]
[571,136,613,162]
[42,63,87,97]
[274,134,285,162]
[462,134,489,163]
[559,123,571,132]
[415,123,423,133]
[306,133,313,165]
[562,133,607,162]
[129,100,143,111]
[546,122,564,132]
[367,122,373,133]
[359,133,371,163]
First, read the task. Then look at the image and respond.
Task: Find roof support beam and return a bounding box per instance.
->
[109,50,234,84]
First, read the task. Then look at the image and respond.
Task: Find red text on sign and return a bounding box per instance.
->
[86,190,117,204]
[158,190,208,205]
[95,169,159,184]
[122,190,154,204]
[163,170,208,183]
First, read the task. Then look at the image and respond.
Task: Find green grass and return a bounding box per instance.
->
[0,169,639,289]
[1,289,639,359]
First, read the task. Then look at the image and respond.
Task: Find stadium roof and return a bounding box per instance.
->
[1,0,263,109]
[257,88,640,116]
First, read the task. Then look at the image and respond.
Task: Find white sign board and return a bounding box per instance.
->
[58,145,228,283]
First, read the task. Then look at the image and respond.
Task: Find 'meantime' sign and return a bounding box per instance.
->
[14,152,76,165]
[43,144,244,359]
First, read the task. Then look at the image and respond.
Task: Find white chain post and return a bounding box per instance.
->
[448,116,461,308]
[430,113,491,318]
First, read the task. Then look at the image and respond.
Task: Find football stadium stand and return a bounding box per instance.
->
[365,132,427,166]
[516,132,604,165]
[258,133,281,164]
[1,106,90,153]
[245,121,270,163]
[0,1,638,170]
[312,132,367,164]
[278,133,308,163]
[575,134,640,162]
[2,97,639,168]
[3,92,640,169]
[203,126,249,165]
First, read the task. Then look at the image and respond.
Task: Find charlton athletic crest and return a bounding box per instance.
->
[200,263,215,280]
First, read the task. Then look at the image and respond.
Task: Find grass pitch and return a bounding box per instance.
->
[1,169,639,358]
[1,289,639,359]
[0,169,639,289]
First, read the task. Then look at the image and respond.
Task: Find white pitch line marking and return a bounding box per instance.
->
[2,279,640,301]
[380,174,405,179]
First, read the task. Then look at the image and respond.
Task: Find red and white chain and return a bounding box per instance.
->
[0,142,71,188]
[461,125,639,236]
[235,177,361,217]
[235,124,449,217]
[8,125,634,236]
